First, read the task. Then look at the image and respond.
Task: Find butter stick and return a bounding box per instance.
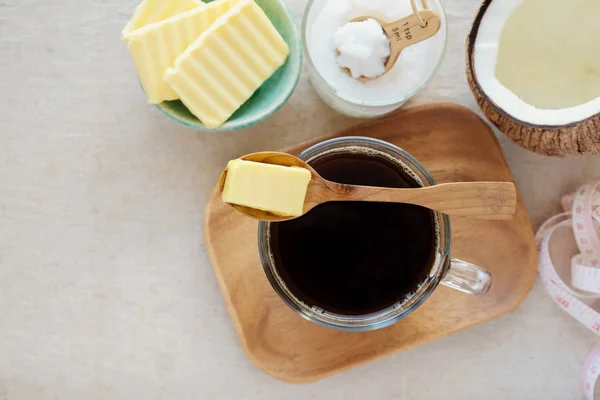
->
[125,0,241,103]
[122,0,201,41]
[163,0,289,128]
[222,160,312,217]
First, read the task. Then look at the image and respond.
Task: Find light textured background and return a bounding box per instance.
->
[1,0,600,398]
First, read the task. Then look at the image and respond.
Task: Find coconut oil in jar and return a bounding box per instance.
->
[302,0,447,117]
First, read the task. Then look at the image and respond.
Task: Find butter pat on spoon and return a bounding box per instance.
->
[218,152,517,222]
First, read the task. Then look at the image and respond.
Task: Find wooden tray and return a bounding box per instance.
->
[204,103,538,383]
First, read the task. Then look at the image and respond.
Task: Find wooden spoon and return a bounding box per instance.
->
[217,152,517,222]
[339,10,441,82]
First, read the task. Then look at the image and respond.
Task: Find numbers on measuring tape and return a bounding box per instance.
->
[539,181,600,400]
[555,295,570,308]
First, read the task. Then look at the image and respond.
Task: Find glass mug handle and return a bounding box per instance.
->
[440,258,492,296]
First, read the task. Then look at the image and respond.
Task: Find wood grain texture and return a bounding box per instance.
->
[465,0,600,156]
[309,181,517,220]
[203,103,538,383]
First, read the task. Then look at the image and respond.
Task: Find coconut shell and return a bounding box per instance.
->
[466,0,600,156]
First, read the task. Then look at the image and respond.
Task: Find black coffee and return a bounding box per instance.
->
[267,148,437,316]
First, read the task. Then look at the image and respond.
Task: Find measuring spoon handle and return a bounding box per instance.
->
[381,9,442,67]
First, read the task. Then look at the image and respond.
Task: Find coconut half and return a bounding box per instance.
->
[467,0,600,156]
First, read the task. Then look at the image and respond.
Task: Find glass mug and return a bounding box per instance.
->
[258,137,491,332]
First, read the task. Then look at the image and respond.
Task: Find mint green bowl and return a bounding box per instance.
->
[156,0,301,132]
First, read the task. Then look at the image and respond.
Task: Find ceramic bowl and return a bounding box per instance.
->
[156,0,301,132]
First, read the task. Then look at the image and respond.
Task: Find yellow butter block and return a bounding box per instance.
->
[163,0,290,128]
[125,0,241,103]
[122,0,201,41]
[222,160,312,217]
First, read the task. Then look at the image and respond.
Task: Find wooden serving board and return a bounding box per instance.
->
[204,103,538,383]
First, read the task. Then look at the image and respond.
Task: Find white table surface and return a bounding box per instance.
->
[2,0,600,398]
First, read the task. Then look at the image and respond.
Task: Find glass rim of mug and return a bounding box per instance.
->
[258,137,452,332]
[301,0,449,107]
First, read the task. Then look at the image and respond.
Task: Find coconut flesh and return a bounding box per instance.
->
[468,0,600,154]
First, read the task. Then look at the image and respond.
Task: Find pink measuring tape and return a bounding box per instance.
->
[537,181,600,399]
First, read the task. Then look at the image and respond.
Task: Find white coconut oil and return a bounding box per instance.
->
[334,19,391,79]
[303,0,447,117]
[495,0,600,110]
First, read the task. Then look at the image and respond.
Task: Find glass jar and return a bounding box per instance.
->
[302,0,448,117]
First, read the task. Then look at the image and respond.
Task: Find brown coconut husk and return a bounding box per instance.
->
[466,0,600,156]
